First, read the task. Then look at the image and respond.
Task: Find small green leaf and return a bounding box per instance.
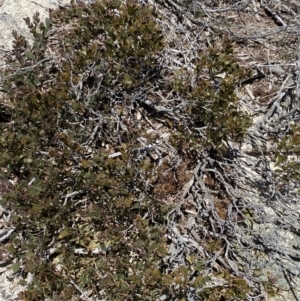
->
[58,227,70,240]
[31,204,42,213]
[45,17,52,31]
[21,136,29,145]
[81,159,90,169]
[12,263,20,273]
[25,51,34,60]
[123,73,132,85]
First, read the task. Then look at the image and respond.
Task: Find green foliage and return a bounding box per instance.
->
[275,123,300,183]
[0,2,170,300]
[0,1,254,300]
[170,39,252,155]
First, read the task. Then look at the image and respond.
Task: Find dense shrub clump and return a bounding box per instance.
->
[0,0,253,300]
[169,40,252,155]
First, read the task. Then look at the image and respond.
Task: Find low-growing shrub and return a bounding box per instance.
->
[0,0,254,300]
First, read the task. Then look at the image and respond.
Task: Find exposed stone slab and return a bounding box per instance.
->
[0,0,72,50]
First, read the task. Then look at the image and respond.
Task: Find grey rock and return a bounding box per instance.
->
[0,0,73,51]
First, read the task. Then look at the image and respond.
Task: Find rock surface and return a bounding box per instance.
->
[0,0,71,51]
